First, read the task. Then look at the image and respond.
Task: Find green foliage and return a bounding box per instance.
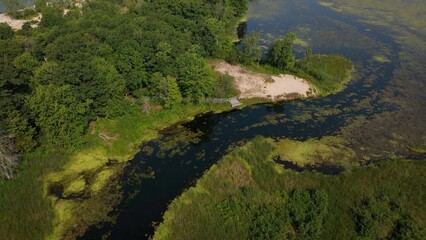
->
[7,8,38,20]
[88,57,126,116]
[1,0,248,150]
[0,0,249,237]
[203,18,234,58]
[114,46,147,92]
[239,31,262,64]
[13,51,40,83]
[267,32,296,70]
[32,61,61,86]
[27,85,91,147]
[296,54,354,95]
[392,215,425,240]
[39,6,64,28]
[149,73,182,108]
[176,52,214,102]
[352,195,425,240]
[0,23,14,40]
[213,73,238,98]
[229,0,249,18]
[6,110,37,151]
[287,188,328,238]
[155,139,426,240]
[0,148,67,240]
[154,137,328,240]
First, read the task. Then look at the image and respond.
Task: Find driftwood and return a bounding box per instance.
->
[0,135,20,179]
[99,132,117,141]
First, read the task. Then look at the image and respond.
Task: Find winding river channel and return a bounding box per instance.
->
[80,0,426,239]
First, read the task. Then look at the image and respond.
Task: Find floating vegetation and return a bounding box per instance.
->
[372,55,391,63]
[276,136,355,167]
[294,37,310,47]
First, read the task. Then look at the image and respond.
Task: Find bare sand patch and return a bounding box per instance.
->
[0,13,41,30]
[213,61,316,100]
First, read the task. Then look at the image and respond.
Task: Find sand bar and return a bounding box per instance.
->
[213,61,316,100]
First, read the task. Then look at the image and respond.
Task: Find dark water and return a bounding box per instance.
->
[80,0,409,239]
[274,158,345,175]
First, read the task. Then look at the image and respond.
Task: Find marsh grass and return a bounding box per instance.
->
[154,138,426,239]
[0,147,68,240]
[296,54,354,95]
[276,137,355,167]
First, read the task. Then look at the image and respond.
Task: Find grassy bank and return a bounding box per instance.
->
[296,54,354,95]
[0,148,68,240]
[243,54,354,96]
[154,137,425,239]
[0,102,234,240]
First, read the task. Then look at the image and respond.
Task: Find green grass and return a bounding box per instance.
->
[154,137,426,239]
[276,136,355,167]
[0,148,69,240]
[296,54,354,95]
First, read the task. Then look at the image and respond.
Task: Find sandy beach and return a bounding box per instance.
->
[0,12,41,30]
[213,61,316,100]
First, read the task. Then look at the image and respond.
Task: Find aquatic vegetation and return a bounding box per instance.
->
[372,55,391,63]
[319,0,426,35]
[276,136,355,167]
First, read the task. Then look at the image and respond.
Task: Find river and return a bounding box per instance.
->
[78,0,425,239]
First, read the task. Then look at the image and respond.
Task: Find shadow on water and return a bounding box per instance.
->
[274,157,345,175]
[80,0,404,239]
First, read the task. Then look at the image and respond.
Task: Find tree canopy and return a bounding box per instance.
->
[266,32,296,70]
[0,0,249,177]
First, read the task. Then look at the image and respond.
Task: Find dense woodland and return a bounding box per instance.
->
[0,0,249,178]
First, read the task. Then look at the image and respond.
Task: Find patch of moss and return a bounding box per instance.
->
[91,169,114,193]
[276,136,355,167]
[63,178,86,197]
[373,55,391,63]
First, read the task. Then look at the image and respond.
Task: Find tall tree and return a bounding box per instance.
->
[0,23,14,40]
[176,51,214,102]
[26,84,91,147]
[114,46,147,92]
[266,32,296,70]
[150,73,182,108]
[240,31,262,65]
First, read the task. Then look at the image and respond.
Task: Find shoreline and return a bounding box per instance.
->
[213,61,318,100]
